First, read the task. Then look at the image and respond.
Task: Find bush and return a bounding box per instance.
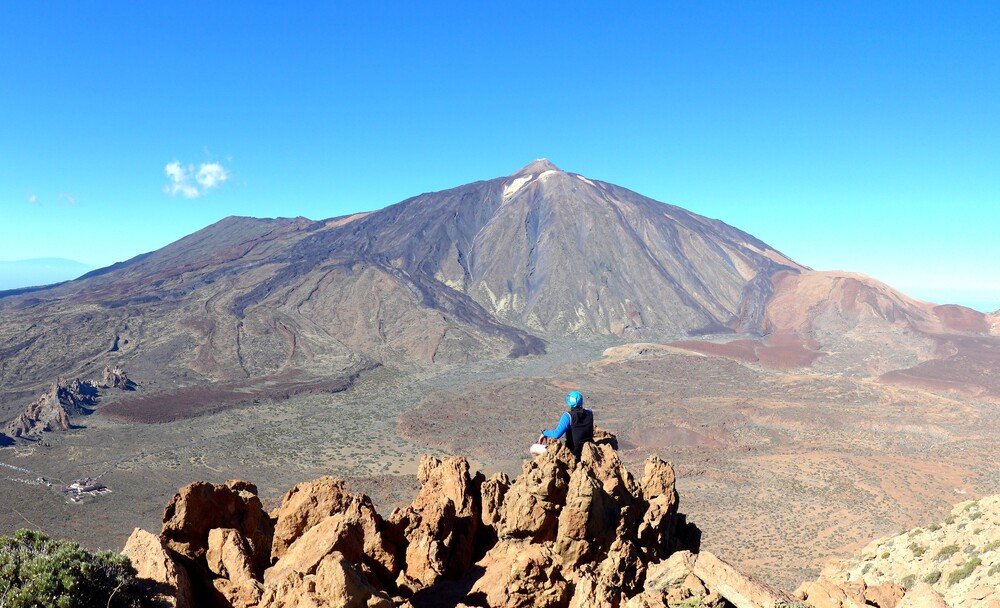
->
[880,551,890,559]
[900,574,916,589]
[0,529,151,608]
[909,543,927,557]
[947,557,982,586]
[923,570,941,584]
[927,523,941,532]
[935,544,960,560]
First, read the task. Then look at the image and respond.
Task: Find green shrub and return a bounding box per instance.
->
[909,543,927,557]
[927,523,941,532]
[947,557,982,585]
[923,570,941,584]
[944,515,956,525]
[984,540,1000,552]
[969,511,981,521]
[989,563,1000,576]
[880,551,890,559]
[900,574,916,589]
[0,529,150,608]
[935,544,960,560]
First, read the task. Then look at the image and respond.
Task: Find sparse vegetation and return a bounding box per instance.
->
[0,529,150,608]
[909,542,927,557]
[923,570,942,584]
[944,514,956,524]
[927,523,942,532]
[934,544,960,560]
[989,563,1000,576]
[969,511,981,521]
[879,551,890,559]
[984,540,1000,552]
[947,556,981,585]
[900,574,916,589]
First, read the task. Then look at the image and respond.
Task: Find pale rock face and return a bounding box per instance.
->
[896,583,950,608]
[121,527,194,608]
[693,550,796,608]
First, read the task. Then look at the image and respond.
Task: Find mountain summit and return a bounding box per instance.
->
[1,161,804,415]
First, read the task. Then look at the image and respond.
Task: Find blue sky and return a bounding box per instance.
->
[1,2,998,309]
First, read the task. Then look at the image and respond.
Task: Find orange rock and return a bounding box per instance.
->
[497,441,575,541]
[471,540,571,608]
[121,527,194,608]
[865,582,905,608]
[896,583,949,608]
[160,479,273,577]
[693,550,796,608]
[270,475,397,587]
[206,528,256,585]
[637,455,678,560]
[389,455,484,592]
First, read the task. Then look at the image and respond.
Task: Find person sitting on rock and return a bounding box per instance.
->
[534,390,594,460]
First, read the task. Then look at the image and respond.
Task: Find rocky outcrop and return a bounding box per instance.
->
[121,527,195,608]
[123,434,693,607]
[101,364,135,390]
[119,439,1000,607]
[3,369,133,440]
[3,378,97,438]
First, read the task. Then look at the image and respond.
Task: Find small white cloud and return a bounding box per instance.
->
[196,162,228,189]
[59,193,77,206]
[164,159,231,199]
[27,193,38,205]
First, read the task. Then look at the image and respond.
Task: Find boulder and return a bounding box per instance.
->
[389,456,484,592]
[471,539,571,608]
[693,550,796,608]
[160,479,274,576]
[795,578,867,608]
[210,578,263,608]
[121,527,194,608]
[270,475,397,586]
[260,551,394,608]
[896,583,949,608]
[865,582,905,608]
[643,550,697,593]
[206,528,256,585]
[264,514,366,584]
[622,591,670,608]
[480,472,510,528]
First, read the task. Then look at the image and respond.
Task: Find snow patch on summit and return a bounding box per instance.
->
[503,175,533,200]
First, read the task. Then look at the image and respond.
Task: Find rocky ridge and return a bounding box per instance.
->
[2,366,132,440]
[799,495,1000,608]
[120,433,976,608]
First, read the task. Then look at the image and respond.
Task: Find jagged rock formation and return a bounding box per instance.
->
[122,439,1000,607]
[101,364,135,390]
[2,368,133,440]
[120,436,708,607]
[3,377,97,439]
[799,495,1000,608]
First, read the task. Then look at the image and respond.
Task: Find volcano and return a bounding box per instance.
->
[2,160,993,424]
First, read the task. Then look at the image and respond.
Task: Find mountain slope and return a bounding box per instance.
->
[0,160,811,419]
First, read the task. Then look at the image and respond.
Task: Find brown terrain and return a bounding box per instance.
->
[2,161,1000,602]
